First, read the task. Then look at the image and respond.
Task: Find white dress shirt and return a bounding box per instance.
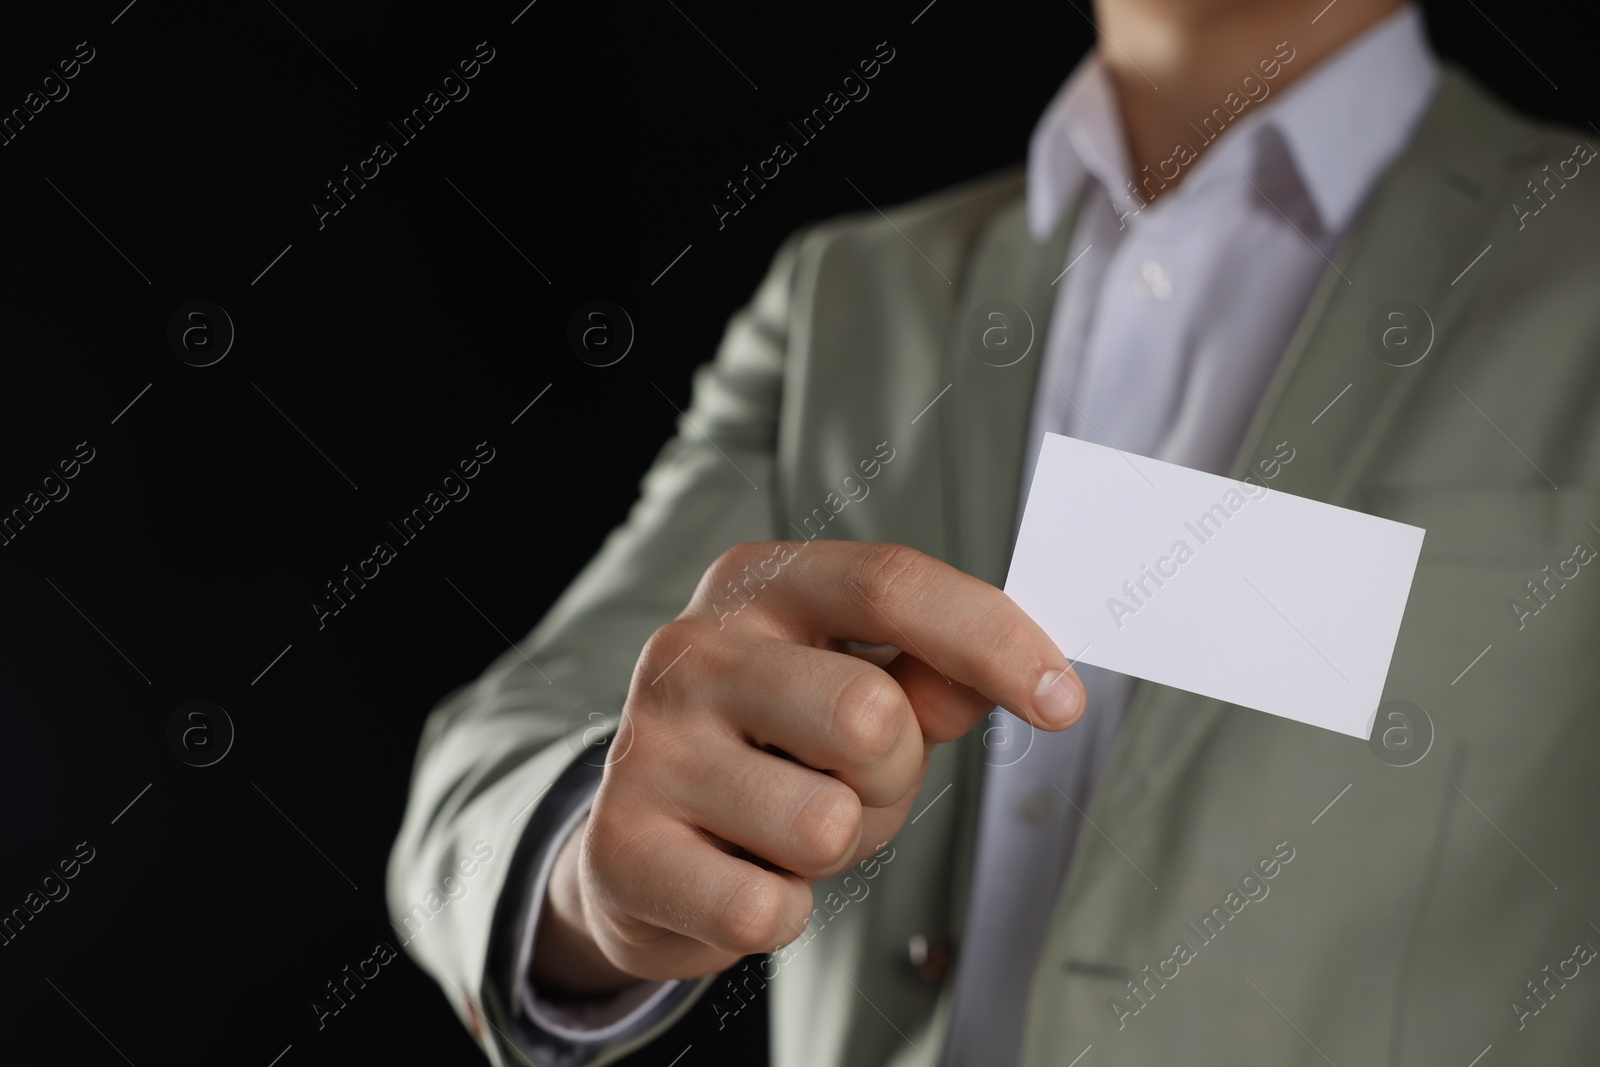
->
[939,8,1437,1065]
[515,6,1441,1061]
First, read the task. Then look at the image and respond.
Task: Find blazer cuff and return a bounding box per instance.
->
[488,735,703,1065]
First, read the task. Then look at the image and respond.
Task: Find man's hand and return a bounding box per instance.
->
[530,542,1085,994]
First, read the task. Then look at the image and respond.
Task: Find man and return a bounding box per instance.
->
[388,0,1600,1063]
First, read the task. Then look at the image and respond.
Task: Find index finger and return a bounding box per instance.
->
[746,542,1086,730]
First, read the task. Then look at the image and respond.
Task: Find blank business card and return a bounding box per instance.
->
[1004,433,1426,739]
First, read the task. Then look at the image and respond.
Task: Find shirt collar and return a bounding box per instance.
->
[1027,4,1440,240]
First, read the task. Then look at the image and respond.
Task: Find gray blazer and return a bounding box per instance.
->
[388,67,1600,1066]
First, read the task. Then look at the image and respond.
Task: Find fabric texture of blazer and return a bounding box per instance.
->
[388,66,1600,1067]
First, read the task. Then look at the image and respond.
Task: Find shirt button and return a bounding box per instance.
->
[1015,788,1053,825]
[1134,260,1173,300]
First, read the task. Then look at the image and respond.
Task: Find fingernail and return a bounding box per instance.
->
[1033,669,1082,727]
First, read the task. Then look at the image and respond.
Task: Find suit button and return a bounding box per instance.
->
[908,934,952,982]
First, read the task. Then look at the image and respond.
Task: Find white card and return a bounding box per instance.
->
[1004,433,1425,739]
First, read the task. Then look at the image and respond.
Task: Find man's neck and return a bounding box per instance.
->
[1095,0,1406,203]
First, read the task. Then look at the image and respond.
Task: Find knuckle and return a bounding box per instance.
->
[831,671,908,764]
[697,542,787,630]
[851,543,928,612]
[706,542,771,589]
[714,875,791,953]
[712,541,764,572]
[636,621,698,686]
[637,621,682,668]
[791,783,862,875]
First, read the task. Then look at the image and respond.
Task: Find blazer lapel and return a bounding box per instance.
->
[941,193,1078,587]
[926,187,1079,935]
[1075,68,1533,861]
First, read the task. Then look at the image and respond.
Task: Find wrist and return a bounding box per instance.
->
[530,814,639,997]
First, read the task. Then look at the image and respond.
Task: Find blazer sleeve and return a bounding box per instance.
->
[385,225,808,1067]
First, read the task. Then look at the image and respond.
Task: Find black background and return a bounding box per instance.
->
[0,1,1589,1064]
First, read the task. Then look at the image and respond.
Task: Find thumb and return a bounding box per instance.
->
[886,652,1083,747]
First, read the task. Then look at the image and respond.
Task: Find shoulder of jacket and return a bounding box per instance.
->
[1429,67,1600,208]
[794,165,1026,261]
